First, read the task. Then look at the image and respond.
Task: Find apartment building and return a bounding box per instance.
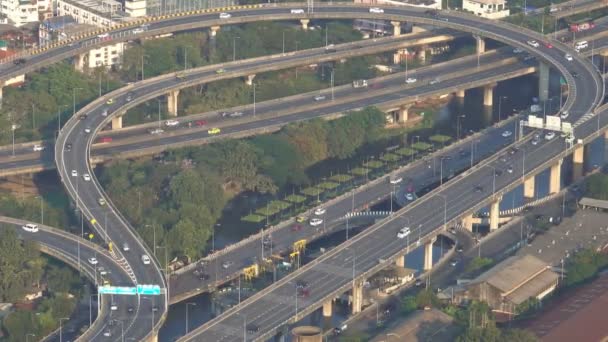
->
[462,0,509,19]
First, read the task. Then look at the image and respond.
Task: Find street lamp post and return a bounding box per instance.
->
[498,96,507,122]
[439,156,447,186]
[186,302,197,334]
[156,99,162,128]
[252,83,256,118]
[37,196,44,224]
[435,194,447,230]
[232,36,240,61]
[72,87,83,116]
[59,317,69,342]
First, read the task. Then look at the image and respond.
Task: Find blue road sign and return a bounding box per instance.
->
[98,286,137,295]
[137,284,161,295]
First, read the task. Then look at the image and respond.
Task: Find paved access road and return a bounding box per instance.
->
[0,216,135,341]
[179,4,602,341]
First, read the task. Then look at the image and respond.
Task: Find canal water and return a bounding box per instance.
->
[159,67,608,340]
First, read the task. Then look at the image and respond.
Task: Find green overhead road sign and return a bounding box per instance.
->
[98,286,137,295]
[137,284,161,295]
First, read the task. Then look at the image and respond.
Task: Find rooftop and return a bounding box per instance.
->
[506,268,558,305]
[466,0,506,4]
[472,254,549,294]
[579,197,608,210]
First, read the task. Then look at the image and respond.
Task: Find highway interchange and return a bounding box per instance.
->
[0,2,604,341]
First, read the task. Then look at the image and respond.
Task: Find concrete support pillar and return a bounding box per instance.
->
[489,198,500,231]
[483,84,495,107]
[417,47,426,63]
[538,62,550,102]
[73,53,86,72]
[322,300,332,317]
[461,214,473,232]
[523,175,535,199]
[397,105,410,123]
[423,237,436,271]
[390,21,401,36]
[209,25,220,38]
[111,116,123,130]
[395,253,405,268]
[393,49,406,65]
[549,159,563,194]
[455,89,465,98]
[352,280,363,314]
[300,19,309,30]
[246,74,256,86]
[167,90,180,116]
[573,145,584,181]
[475,36,485,54]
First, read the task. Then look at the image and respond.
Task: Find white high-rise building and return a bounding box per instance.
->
[0,0,39,26]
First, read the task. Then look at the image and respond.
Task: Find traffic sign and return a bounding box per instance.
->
[98,286,137,295]
[137,284,161,295]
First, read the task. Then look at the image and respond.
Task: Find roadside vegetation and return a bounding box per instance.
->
[0,229,83,342]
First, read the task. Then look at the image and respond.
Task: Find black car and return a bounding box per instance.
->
[495,170,503,176]
[78,114,87,120]
[198,273,210,280]
[13,58,26,65]
[424,9,438,16]
[474,186,483,193]
[126,93,133,102]
[127,306,134,313]
[152,306,159,312]
[572,72,579,78]
[246,324,260,334]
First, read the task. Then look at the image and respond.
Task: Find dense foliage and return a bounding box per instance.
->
[99,108,386,259]
[0,229,81,341]
[564,248,608,287]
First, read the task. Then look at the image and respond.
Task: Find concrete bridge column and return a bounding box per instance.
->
[322,300,333,317]
[489,197,500,231]
[111,116,123,130]
[148,334,158,342]
[411,25,426,34]
[209,25,220,38]
[395,253,405,268]
[423,236,436,271]
[397,104,410,123]
[393,48,407,64]
[246,74,256,86]
[523,175,535,199]
[167,90,180,116]
[461,214,473,232]
[300,19,310,30]
[455,89,465,98]
[483,84,495,107]
[390,21,401,36]
[352,280,364,314]
[538,62,550,102]
[573,145,585,181]
[549,158,563,194]
[475,36,485,54]
[417,47,427,63]
[73,53,86,72]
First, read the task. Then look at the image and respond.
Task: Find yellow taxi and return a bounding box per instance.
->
[208,128,221,135]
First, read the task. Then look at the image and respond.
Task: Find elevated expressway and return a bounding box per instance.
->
[0,216,132,341]
[0,3,598,341]
[176,4,603,342]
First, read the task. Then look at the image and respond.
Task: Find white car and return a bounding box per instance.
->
[513,48,523,54]
[22,223,38,233]
[219,12,231,19]
[369,7,384,13]
[314,95,326,101]
[84,127,91,134]
[141,254,151,265]
[132,28,144,34]
[71,170,78,177]
[405,193,415,201]
[560,111,569,119]
[290,9,305,14]
[526,40,539,48]
[97,33,109,39]
[165,119,179,127]
[309,218,323,226]
[390,177,402,184]
[314,208,326,215]
[545,131,556,140]
[101,109,108,117]
[564,53,573,61]
[83,173,91,181]
[149,128,164,135]
[501,130,512,138]
[110,304,118,311]
[397,227,411,239]
[405,77,417,84]
[88,257,98,265]
[33,144,45,151]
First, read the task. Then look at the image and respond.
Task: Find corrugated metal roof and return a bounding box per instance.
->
[506,269,559,305]
[472,254,549,293]
[579,197,608,210]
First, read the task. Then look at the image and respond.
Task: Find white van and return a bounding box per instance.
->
[575,41,588,51]
[290,9,304,14]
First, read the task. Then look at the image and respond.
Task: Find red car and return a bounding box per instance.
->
[195,120,207,127]
[99,137,113,143]
[545,43,553,49]
[291,224,303,232]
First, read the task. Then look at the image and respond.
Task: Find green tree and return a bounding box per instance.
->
[0,228,43,302]
[2,310,39,342]
[400,295,417,315]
